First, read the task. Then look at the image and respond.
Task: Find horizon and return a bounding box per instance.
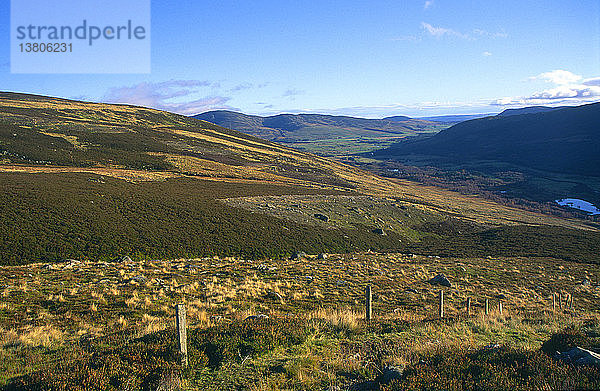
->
[1,1,599,117]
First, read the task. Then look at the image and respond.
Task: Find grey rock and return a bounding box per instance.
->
[313,213,329,222]
[429,274,451,287]
[244,314,269,321]
[554,347,600,366]
[317,253,328,260]
[375,366,404,385]
[265,291,284,302]
[349,380,379,391]
[291,251,307,260]
[372,228,386,235]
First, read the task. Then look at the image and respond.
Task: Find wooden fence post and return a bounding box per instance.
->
[485,299,489,315]
[365,285,372,321]
[570,293,574,309]
[466,297,471,315]
[439,290,444,319]
[498,301,503,315]
[176,304,188,367]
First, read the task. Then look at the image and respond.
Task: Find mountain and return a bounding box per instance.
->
[372,102,600,176]
[416,113,496,123]
[497,106,568,117]
[383,115,412,122]
[194,111,449,155]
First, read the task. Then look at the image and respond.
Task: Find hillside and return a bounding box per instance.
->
[497,105,568,117]
[372,102,600,177]
[194,110,448,155]
[0,92,598,266]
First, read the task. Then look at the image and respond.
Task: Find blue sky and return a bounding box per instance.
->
[1,0,599,117]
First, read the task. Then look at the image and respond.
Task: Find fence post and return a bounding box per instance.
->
[365,285,372,321]
[485,299,489,315]
[570,293,574,309]
[466,297,471,315]
[559,293,563,310]
[439,290,444,319]
[552,293,556,311]
[498,301,503,315]
[176,304,188,367]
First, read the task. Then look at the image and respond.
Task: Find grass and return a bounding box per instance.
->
[1,252,599,389]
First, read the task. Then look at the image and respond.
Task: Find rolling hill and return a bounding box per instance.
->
[372,102,600,177]
[0,92,598,265]
[194,110,448,155]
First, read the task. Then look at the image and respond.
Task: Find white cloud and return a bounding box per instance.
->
[531,69,582,85]
[102,80,236,115]
[493,70,600,106]
[421,22,469,39]
[483,51,492,56]
[424,1,434,10]
[473,28,508,38]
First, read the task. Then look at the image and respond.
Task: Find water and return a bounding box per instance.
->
[555,198,600,215]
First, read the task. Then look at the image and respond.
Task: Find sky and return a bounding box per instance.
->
[1,0,599,118]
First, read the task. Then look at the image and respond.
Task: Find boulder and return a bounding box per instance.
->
[244,314,269,321]
[429,274,451,287]
[372,228,386,235]
[313,213,329,222]
[291,251,307,260]
[317,253,328,260]
[375,366,404,385]
[554,347,600,366]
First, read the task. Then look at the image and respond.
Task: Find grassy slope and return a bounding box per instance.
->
[1,253,599,389]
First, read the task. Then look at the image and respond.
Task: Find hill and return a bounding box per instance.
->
[415,113,496,123]
[0,92,598,265]
[497,105,568,117]
[372,102,600,177]
[194,110,448,155]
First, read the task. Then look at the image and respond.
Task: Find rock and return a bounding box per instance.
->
[313,213,329,222]
[265,291,284,302]
[372,228,386,235]
[554,347,600,366]
[244,314,269,321]
[429,274,451,287]
[349,380,379,391]
[317,253,328,260]
[113,256,133,263]
[291,251,307,260]
[581,279,591,286]
[483,343,500,350]
[350,366,404,391]
[375,366,404,385]
[131,275,147,283]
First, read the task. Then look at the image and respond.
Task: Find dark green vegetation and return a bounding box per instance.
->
[194,110,448,155]
[0,172,405,265]
[1,172,599,266]
[349,157,600,222]
[7,319,600,391]
[372,102,600,176]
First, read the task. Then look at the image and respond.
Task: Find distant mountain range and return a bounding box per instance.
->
[194,111,449,155]
[415,113,496,122]
[371,102,600,176]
